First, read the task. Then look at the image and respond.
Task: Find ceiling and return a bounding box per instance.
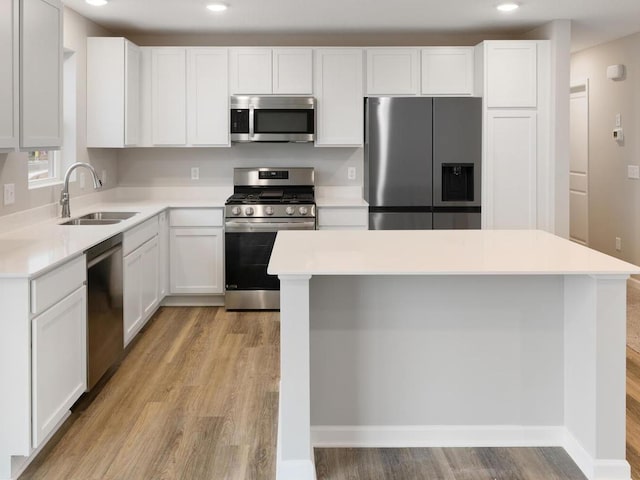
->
[62,0,640,52]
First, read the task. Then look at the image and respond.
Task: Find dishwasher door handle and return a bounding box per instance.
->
[87,245,122,269]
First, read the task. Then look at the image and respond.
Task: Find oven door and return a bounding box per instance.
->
[225,219,315,309]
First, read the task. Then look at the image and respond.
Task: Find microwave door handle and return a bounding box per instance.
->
[249,104,255,139]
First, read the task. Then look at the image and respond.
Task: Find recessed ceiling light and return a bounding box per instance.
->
[86,0,108,6]
[207,3,228,12]
[496,2,519,12]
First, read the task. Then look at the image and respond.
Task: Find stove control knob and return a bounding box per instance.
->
[245,207,254,216]
[265,206,274,216]
[299,206,309,215]
[285,206,295,216]
[231,206,241,216]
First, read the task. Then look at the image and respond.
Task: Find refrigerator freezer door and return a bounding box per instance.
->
[365,97,433,207]
[433,97,482,207]
[433,211,481,230]
[369,211,433,230]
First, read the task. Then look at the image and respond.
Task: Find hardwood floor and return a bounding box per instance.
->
[19,306,602,480]
[628,346,640,480]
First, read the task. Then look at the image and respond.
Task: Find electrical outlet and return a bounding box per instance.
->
[191,167,200,181]
[347,167,356,181]
[628,165,640,179]
[3,184,15,206]
[80,172,86,189]
[616,237,622,251]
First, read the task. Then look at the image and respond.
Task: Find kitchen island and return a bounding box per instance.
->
[268,229,640,480]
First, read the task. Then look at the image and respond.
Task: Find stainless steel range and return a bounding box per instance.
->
[225,167,316,310]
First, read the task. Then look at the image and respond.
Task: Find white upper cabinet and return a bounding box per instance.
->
[230,47,313,95]
[421,47,474,96]
[486,42,537,108]
[187,48,229,146]
[314,48,364,147]
[230,48,272,94]
[0,0,17,151]
[272,48,313,94]
[151,48,187,145]
[20,0,63,150]
[366,48,419,95]
[87,37,141,147]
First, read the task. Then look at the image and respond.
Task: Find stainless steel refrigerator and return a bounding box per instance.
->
[365,97,482,230]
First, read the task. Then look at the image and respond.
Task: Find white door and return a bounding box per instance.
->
[229,48,272,94]
[484,110,537,229]
[170,227,223,294]
[0,0,17,150]
[158,211,169,299]
[151,47,186,145]
[187,48,229,146]
[20,0,63,149]
[140,236,159,321]
[32,286,87,447]
[272,48,313,95]
[421,47,474,96]
[367,48,419,95]
[569,81,589,245]
[124,40,140,146]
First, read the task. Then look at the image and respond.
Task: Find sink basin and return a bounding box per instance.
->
[61,218,123,226]
[78,212,139,221]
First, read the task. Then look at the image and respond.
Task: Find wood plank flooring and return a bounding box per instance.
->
[19,306,606,480]
[627,346,640,480]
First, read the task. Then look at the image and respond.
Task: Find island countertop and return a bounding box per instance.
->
[268,229,640,276]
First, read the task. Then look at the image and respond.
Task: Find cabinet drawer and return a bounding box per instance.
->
[317,207,368,227]
[169,208,223,227]
[124,216,159,256]
[31,255,86,315]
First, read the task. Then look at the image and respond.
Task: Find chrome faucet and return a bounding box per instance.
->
[60,162,103,218]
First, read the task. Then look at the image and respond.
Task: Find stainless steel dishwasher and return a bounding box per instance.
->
[86,234,124,390]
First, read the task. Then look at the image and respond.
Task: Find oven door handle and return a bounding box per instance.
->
[249,104,255,139]
[225,221,316,233]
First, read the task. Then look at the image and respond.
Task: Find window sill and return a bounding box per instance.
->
[28,180,63,191]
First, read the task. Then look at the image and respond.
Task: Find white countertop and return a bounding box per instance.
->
[0,197,228,279]
[268,229,640,276]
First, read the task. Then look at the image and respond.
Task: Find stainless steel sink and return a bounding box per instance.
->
[78,212,139,220]
[61,218,123,226]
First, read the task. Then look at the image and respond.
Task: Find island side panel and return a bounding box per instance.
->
[564,275,629,480]
[309,275,565,439]
[277,274,317,480]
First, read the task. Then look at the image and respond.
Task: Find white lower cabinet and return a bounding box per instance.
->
[124,235,159,346]
[158,211,169,298]
[170,228,223,294]
[32,286,87,448]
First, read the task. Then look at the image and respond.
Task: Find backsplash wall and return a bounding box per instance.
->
[117,144,363,187]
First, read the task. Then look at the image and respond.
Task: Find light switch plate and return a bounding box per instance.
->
[628,165,639,179]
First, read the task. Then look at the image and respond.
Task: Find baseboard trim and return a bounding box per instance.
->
[311,426,631,480]
[160,295,224,307]
[563,430,631,480]
[311,425,564,448]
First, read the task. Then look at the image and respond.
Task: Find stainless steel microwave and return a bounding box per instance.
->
[230,96,315,143]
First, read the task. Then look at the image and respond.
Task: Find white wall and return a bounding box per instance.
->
[117,145,362,187]
[0,7,117,219]
[571,31,640,264]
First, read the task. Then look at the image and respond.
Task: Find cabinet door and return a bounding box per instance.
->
[170,227,223,294]
[151,48,186,145]
[140,236,159,322]
[229,48,272,94]
[366,48,419,95]
[123,247,143,346]
[314,49,364,147]
[32,286,87,447]
[20,0,62,149]
[272,48,313,94]
[484,110,537,229]
[0,0,17,150]
[158,211,169,299]
[421,47,474,96]
[486,42,537,108]
[124,40,140,146]
[187,48,229,146]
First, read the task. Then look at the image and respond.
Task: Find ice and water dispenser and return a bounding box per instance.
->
[441,163,474,202]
